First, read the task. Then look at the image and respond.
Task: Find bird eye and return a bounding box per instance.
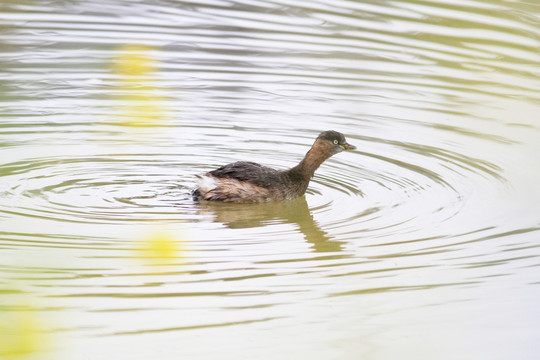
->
[333,139,339,145]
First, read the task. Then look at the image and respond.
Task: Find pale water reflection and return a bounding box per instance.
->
[1,0,540,359]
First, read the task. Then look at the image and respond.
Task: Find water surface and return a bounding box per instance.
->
[1,1,540,359]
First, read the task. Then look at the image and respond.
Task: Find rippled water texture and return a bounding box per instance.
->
[1,1,540,359]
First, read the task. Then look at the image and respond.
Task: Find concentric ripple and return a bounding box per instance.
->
[0,124,507,253]
[0,155,195,223]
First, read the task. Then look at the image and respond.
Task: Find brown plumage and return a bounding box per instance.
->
[193,130,356,203]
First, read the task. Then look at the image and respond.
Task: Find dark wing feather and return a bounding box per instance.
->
[207,161,282,188]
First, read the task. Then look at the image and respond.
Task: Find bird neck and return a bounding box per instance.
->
[288,139,334,179]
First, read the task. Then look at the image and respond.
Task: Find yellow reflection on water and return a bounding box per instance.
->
[135,228,187,265]
[111,44,167,127]
[0,291,51,360]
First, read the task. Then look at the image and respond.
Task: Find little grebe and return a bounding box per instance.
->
[193,130,356,203]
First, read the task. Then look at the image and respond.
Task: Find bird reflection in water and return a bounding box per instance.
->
[196,195,344,253]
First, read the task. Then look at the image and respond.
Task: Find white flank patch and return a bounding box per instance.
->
[196,175,218,192]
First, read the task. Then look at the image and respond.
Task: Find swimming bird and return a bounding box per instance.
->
[193,130,356,203]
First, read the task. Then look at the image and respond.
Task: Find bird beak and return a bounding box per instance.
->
[339,142,356,151]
